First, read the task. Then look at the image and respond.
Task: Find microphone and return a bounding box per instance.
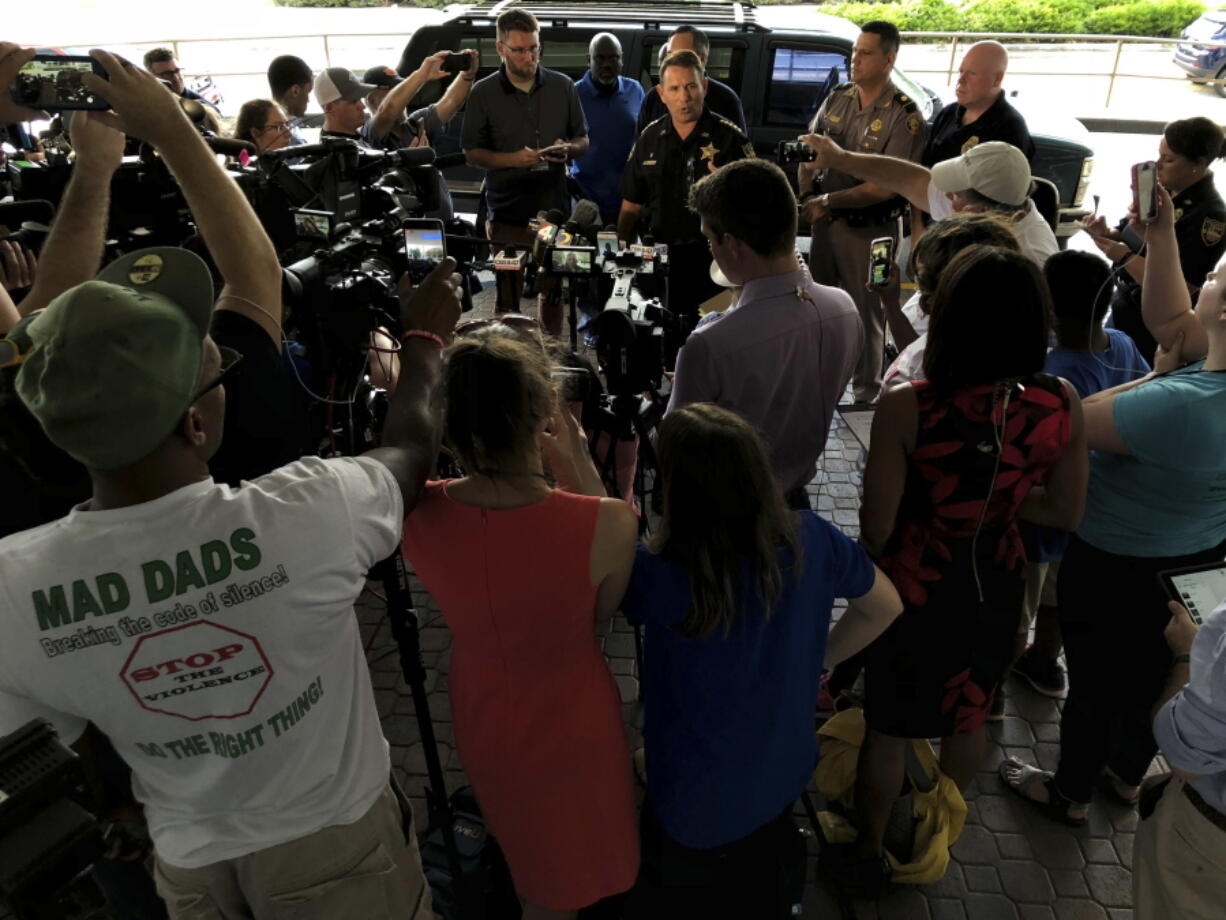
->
[566,199,601,237]
[204,136,257,158]
[380,146,436,168]
[260,137,357,161]
[432,152,468,171]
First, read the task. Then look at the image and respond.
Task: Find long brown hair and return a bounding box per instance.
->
[443,333,552,476]
[651,403,801,638]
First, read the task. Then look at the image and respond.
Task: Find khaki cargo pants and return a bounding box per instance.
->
[154,785,434,920]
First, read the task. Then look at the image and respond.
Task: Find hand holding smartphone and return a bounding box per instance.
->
[402,218,447,283]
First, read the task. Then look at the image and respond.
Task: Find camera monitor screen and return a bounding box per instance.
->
[293,209,333,241]
[13,56,107,111]
[551,247,593,275]
[403,224,446,265]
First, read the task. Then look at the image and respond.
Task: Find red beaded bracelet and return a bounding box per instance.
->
[402,329,445,349]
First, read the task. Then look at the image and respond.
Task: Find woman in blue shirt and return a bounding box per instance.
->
[1003,184,1226,824]
[622,403,902,917]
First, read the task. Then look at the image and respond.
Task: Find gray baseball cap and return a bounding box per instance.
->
[314,67,377,106]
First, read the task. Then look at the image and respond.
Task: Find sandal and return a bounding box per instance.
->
[999,756,1088,827]
[1096,769,1141,808]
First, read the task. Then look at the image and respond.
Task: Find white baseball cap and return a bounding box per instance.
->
[930,141,1032,207]
[314,67,376,107]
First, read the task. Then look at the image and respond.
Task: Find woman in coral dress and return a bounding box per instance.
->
[403,330,639,918]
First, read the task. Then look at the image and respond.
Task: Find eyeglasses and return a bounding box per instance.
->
[257,122,292,134]
[500,42,540,57]
[192,347,243,403]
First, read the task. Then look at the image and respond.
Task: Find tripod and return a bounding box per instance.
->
[371,551,483,919]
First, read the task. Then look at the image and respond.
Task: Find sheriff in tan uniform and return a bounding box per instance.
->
[800,23,926,403]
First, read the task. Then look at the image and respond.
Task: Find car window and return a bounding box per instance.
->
[766,46,848,127]
[641,41,746,94]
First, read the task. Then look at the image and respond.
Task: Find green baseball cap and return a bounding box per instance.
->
[13,247,215,470]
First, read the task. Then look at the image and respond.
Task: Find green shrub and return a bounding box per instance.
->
[815,0,1205,37]
[963,0,1091,34]
[1083,0,1206,37]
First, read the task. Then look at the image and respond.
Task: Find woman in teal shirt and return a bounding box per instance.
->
[1003,184,1226,824]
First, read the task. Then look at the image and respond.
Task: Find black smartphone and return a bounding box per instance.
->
[10,54,109,112]
[440,53,472,76]
[402,217,447,280]
[867,236,895,286]
[1158,561,1226,626]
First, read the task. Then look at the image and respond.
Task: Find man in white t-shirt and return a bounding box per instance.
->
[800,135,1058,266]
[0,50,461,920]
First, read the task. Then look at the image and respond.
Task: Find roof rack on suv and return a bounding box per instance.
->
[451,0,765,33]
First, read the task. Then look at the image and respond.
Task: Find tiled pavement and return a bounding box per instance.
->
[362,288,1144,918]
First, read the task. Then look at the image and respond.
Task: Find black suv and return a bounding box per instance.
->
[398,0,1093,240]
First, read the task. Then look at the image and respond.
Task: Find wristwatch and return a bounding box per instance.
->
[817,193,832,211]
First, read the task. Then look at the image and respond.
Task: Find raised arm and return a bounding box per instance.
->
[434,49,479,124]
[800,133,933,215]
[84,50,284,344]
[372,51,448,140]
[16,111,124,317]
[1141,184,1208,362]
[364,259,462,509]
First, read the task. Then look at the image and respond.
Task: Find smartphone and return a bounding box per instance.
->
[1158,562,1226,626]
[549,246,596,276]
[440,53,473,76]
[867,236,895,286]
[293,209,334,241]
[1132,161,1158,223]
[10,55,109,112]
[402,218,447,280]
[538,144,568,158]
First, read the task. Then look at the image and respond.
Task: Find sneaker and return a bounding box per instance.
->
[1013,646,1067,698]
[988,687,1006,722]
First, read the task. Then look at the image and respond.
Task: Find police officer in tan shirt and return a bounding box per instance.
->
[800,20,925,404]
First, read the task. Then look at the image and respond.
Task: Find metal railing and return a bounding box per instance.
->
[30,29,1226,112]
[900,31,1226,108]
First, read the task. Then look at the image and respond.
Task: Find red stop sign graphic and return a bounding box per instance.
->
[120,621,273,721]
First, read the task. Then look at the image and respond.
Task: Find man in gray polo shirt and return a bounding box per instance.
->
[668,159,863,508]
[461,6,588,328]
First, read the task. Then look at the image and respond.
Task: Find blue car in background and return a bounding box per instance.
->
[1174,9,1226,97]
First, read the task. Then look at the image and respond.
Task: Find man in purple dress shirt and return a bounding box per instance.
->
[668,159,863,509]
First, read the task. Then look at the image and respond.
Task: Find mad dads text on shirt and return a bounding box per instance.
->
[29,527,287,632]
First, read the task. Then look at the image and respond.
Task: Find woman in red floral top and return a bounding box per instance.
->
[850,245,1088,880]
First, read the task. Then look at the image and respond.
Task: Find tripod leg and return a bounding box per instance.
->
[372,551,479,918]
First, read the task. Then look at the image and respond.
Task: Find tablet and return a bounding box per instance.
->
[1158,561,1226,626]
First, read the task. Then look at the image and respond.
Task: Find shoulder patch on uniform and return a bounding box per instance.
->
[894,89,920,112]
[1204,217,1225,247]
[715,116,742,132]
[906,113,923,135]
